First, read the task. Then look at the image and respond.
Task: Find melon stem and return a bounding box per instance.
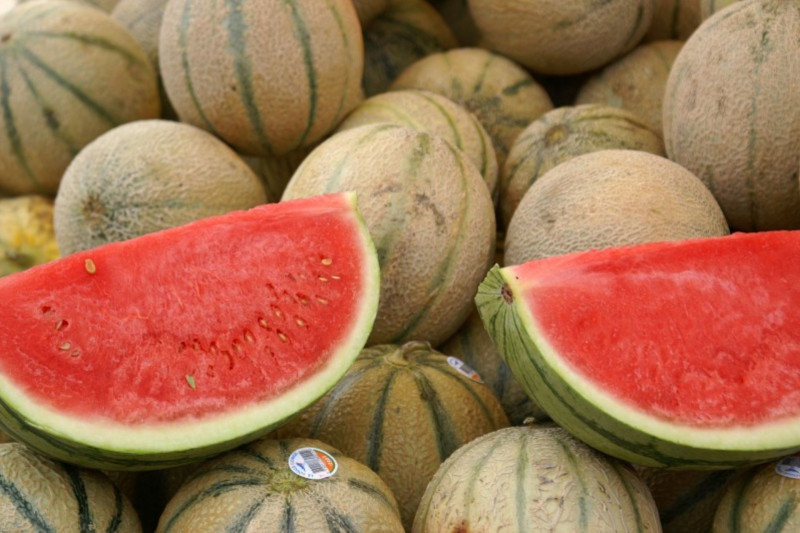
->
[384,341,431,366]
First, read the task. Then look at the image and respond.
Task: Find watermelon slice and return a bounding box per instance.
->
[476,231,800,468]
[0,193,380,470]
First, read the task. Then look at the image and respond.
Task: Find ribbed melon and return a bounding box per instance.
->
[0,195,59,277]
[499,104,666,228]
[0,0,160,195]
[362,0,457,96]
[53,119,268,255]
[503,149,729,265]
[282,123,496,347]
[645,0,701,40]
[662,0,800,231]
[1,0,120,16]
[159,0,364,157]
[274,341,509,530]
[712,456,800,532]
[413,424,661,532]
[467,0,656,75]
[389,47,554,168]
[576,40,684,136]
[0,442,142,532]
[157,437,404,532]
[337,89,498,199]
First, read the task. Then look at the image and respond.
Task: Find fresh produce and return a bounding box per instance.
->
[156,437,404,532]
[282,123,496,347]
[477,230,800,467]
[645,0,701,40]
[53,119,268,255]
[700,0,741,19]
[274,341,509,529]
[0,195,59,277]
[0,442,142,531]
[0,193,380,470]
[352,0,389,26]
[0,0,160,194]
[663,0,800,230]
[503,149,729,265]
[159,0,364,157]
[413,424,661,532]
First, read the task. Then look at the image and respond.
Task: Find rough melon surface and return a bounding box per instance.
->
[0,192,380,470]
[477,230,800,468]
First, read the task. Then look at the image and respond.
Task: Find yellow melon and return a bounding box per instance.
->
[0,195,60,276]
[503,149,730,265]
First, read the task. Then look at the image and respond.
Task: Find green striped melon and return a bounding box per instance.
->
[389,47,554,168]
[0,442,141,531]
[476,230,800,468]
[156,437,404,532]
[576,40,684,136]
[645,0,701,41]
[635,466,738,533]
[337,89,498,200]
[663,0,800,230]
[0,0,120,16]
[0,0,160,195]
[467,0,656,75]
[439,307,546,425]
[413,424,661,532]
[158,0,364,157]
[282,123,496,347]
[53,119,269,255]
[362,0,457,96]
[712,456,800,532]
[273,341,509,530]
[499,104,666,228]
[700,0,741,19]
[0,195,60,277]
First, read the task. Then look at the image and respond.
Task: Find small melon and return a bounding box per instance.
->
[0,195,60,276]
[503,149,730,265]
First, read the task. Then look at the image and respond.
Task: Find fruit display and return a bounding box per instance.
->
[0,0,798,530]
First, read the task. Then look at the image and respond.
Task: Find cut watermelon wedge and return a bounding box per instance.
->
[476,231,800,468]
[0,193,380,469]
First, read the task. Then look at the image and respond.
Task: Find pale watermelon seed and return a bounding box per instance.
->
[59,342,71,351]
[84,259,96,274]
[244,330,255,343]
[321,258,332,266]
[258,317,269,329]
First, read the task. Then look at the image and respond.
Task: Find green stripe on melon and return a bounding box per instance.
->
[476,231,800,468]
[0,192,380,470]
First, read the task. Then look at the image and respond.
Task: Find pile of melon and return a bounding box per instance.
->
[0,0,798,531]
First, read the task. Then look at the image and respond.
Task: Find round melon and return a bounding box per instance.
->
[503,149,730,265]
[662,0,800,231]
[389,47,553,168]
[700,0,741,19]
[273,341,509,530]
[337,89,498,199]
[352,0,388,25]
[439,307,546,425]
[712,456,800,532]
[0,442,141,532]
[157,437,404,532]
[0,195,59,277]
[0,0,119,16]
[645,0,701,41]
[0,0,160,195]
[282,123,496,347]
[159,0,364,157]
[413,424,661,532]
[576,40,684,136]
[362,0,457,96]
[467,0,657,75]
[499,104,666,228]
[53,119,268,255]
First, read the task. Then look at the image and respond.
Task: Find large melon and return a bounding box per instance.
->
[662,0,800,230]
[158,0,364,157]
[476,230,800,468]
[0,0,160,194]
[0,192,380,470]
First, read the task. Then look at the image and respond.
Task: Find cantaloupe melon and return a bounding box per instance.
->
[0,195,59,277]
[503,149,730,265]
[467,0,657,75]
[159,0,364,157]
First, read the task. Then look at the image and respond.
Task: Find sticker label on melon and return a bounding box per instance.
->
[288,447,338,480]
[775,453,800,479]
[447,356,483,383]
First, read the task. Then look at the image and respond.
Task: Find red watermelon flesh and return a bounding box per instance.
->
[0,192,380,468]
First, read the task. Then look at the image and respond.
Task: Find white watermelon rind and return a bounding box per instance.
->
[476,264,800,468]
[0,193,381,470]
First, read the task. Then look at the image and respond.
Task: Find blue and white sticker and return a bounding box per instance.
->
[288,447,338,480]
[447,356,483,383]
[775,453,800,479]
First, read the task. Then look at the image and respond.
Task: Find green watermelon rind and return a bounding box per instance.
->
[0,193,381,470]
[476,265,800,468]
